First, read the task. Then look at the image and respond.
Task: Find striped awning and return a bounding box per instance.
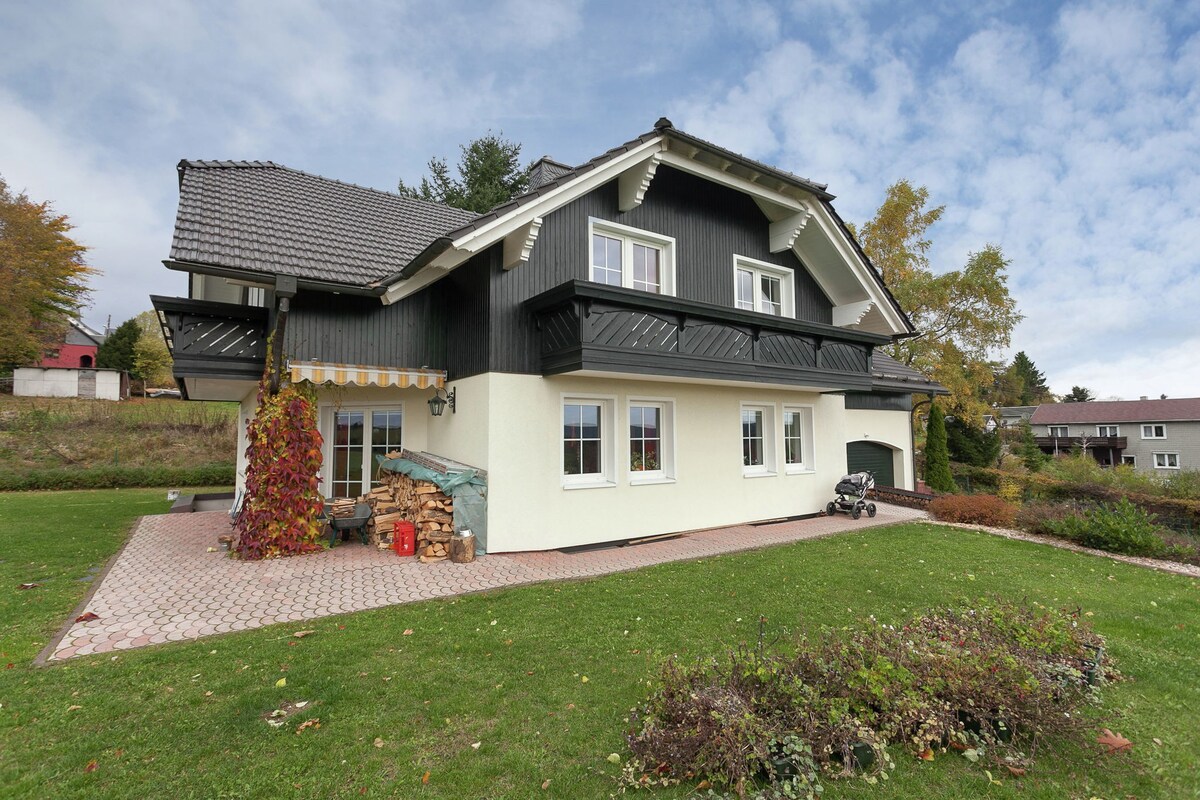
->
[288,361,445,389]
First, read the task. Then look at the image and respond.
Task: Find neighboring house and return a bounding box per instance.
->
[39,319,105,369]
[14,366,128,400]
[997,406,1037,428]
[151,118,943,553]
[1029,398,1200,473]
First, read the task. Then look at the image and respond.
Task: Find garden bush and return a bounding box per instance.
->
[1013,499,1083,536]
[625,602,1110,798]
[928,493,1018,527]
[1044,498,1166,557]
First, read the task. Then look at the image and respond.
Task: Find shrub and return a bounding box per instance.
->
[625,602,1110,796]
[1014,500,1083,536]
[1045,498,1166,557]
[924,404,956,492]
[928,494,1018,527]
[1160,533,1200,566]
[1164,469,1200,502]
[0,463,234,491]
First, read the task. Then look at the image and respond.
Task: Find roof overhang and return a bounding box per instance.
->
[379,132,914,339]
[165,260,386,297]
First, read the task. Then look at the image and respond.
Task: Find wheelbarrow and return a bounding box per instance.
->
[324,502,372,547]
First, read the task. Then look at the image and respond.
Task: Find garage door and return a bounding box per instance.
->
[846,441,895,487]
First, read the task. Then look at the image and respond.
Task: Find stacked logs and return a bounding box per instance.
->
[386,472,456,562]
[326,497,359,519]
[365,485,402,549]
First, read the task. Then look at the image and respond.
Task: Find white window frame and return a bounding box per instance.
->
[1096,425,1119,437]
[626,397,676,485]
[1121,455,1136,466]
[1048,425,1069,438]
[733,255,796,318]
[741,402,777,477]
[1142,423,1166,439]
[561,394,617,489]
[588,218,676,296]
[1153,452,1180,470]
[322,404,405,498]
[782,404,816,474]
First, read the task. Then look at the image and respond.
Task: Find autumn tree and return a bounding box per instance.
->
[133,310,175,388]
[399,133,530,214]
[0,176,94,365]
[853,179,1021,425]
[1062,385,1095,403]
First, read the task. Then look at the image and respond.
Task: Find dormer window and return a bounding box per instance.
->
[734,256,794,317]
[588,219,676,295]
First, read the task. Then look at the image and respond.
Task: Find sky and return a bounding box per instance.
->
[1,0,1198,399]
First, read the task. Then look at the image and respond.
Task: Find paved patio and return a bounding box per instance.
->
[46,503,925,661]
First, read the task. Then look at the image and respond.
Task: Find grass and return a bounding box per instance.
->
[0,491,1197,798]
[0,395,237,474]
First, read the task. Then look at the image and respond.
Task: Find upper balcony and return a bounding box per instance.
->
[526,280,891,391]
[1034,435,1128,452]
[151,296,268,398]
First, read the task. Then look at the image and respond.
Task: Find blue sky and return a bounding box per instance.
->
[2,0,1198,398]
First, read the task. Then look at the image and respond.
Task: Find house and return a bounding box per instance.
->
[997,406,1037,428]
[151,118,944,553]
[1030,397,1200,472]
[38,319,105,369]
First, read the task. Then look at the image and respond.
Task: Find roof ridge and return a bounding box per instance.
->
[177,159,480,220]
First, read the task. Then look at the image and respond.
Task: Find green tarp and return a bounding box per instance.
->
[375,456,488,554]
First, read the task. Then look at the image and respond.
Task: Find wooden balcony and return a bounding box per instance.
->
[151,296,268,387]
[526,280,890,390]
[1034,435,1128,452]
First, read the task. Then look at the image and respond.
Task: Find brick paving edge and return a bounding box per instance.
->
[33,514,148,668]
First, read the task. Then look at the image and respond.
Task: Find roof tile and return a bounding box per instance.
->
[1031,398,1200,424]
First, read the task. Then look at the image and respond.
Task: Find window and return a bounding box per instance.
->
[1048,426,1069,438]
[741,404,776,476]
[733,256,794,317]
[1154,452,1180,469]
[1121,455,1136,466]
[1096,425,1119,437]
[588,219,676,295]
[329,407,403,498]
[628,400,675,483]
[563,396,615,487]
[783,405,815,472]
[1142,424,1166,439]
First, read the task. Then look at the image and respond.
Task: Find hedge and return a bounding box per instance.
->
[0,463,235,492]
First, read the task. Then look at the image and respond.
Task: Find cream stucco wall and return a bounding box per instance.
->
[842,407,915,491]
[480,373,914,553]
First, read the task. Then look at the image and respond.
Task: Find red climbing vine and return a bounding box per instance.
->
[234,340,325,560]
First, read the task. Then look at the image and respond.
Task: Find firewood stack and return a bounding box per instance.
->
[326,497,360,519]
[378,468,457,562]
[365,486,402,549]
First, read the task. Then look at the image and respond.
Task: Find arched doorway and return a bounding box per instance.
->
[846,441,896,487]
[79,354,93,368]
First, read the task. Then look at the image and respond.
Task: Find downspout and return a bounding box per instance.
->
[267,276,298,395]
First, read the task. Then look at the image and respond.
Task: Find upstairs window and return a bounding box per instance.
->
[734,256,794,317]
[1142,424,1166,439]
[589,219,676,295]
[1048,426,1069,437]
[1096,425,1119,437]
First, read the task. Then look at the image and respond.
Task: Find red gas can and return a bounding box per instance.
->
[393,521,416,557]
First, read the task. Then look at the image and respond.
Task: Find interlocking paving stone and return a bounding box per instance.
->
[49,505,924,660]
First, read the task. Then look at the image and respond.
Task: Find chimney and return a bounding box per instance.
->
[1139,396,1148,401]
[528,156,573,191]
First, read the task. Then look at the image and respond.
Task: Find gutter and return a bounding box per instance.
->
[371,236,455,286]
[164,259,386,297]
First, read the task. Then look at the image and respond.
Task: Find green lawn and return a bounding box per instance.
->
[0,491,1197,799]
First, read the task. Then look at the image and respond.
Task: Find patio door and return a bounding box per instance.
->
[329,407,403,498]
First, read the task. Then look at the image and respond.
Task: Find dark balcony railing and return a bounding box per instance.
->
[150,295,269,382]
[1034,435,1128,452]
[527,281,890,390]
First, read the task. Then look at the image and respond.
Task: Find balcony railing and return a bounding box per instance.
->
[526,281,890,390]
[1034,435,1128,452]
[151,296,268,382]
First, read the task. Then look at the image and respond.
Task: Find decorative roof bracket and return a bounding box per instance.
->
[768,204,815,253]
[618,154,662,212]
[502,216,543,271]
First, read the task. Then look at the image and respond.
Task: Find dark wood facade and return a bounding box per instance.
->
[163,165,897,396]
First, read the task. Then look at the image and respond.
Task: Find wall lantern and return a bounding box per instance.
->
[428,386,456,416]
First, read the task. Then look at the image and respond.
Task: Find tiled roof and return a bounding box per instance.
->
[1031,398,1200,424]
[871,352,947,394]
[169,160,479,286]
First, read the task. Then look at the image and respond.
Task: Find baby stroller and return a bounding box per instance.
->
[826,471,877,520]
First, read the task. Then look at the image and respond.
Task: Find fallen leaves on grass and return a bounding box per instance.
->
[541,779,551,789]
[1005,765,1027,777]
[295,718,320,735]
[403,629,414,636]
[18,583,40,590]
[1098,728,1133,754]
[421,771,430,785]
[292,630,315,638]
[83,760,98,773]
[67,705,82,712]
[275,677,287,688]
[374,737,384,748]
